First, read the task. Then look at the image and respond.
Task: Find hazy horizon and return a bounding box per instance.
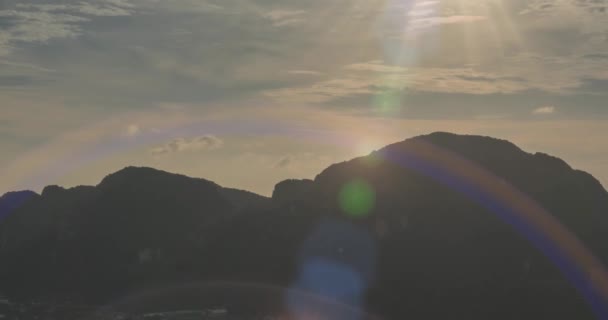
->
[3,129,607,197]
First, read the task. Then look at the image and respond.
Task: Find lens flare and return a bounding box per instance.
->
[339,179,376,218]
[290,219,377,320]
[371,89,402,116]
[378,138,608,319]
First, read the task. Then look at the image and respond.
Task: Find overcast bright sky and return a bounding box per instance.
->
[1,0,607,196]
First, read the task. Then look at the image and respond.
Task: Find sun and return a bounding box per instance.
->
[355,139,384,156]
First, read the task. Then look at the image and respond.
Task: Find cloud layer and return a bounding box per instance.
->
[1,0,607,194]
[1,0,607,109]
[150,135,224,155]
[533,106,556,115]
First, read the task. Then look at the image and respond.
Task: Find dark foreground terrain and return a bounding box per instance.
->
[1,132,608,320]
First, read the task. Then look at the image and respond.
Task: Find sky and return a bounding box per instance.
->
[1,0,607,196]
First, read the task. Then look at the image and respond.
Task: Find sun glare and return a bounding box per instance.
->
[355,139,384,156]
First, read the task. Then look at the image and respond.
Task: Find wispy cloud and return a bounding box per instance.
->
[408,15,487,31]
[533,106,556,115]
[16,1,134,16]
[0,75,46,87]
[125,124,140,137]
[345,61,408,73]
[265,62,534,104]
[0,60,55,73]
[0,0,134,57]
[274,155,293,168]
[0,10,86,54]
[264,9,306,27]
[150,135,223,155]
[521,0,608,16]
[270,152,328,170]
[287,70,323,76]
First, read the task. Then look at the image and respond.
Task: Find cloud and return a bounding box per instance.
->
[16,1,134,17]
[345,61,408,73]
[138,0,222,14]
[0,75,45,87]
[379,0,487,38]
[521,0,608,16]
[519,0,608,37]
[269,152,329,170]
[0,9,86,46]
[576,77,608,94]
[265,51,608,105]
[0,0,134,57]
[408,15,487,31]
[533,106,556,115]
[264,77,374,104]
[1,0,605,111]
[125,124,140,137]
[265,62,536,104]
[150,135,223,155]
[0,60,55,73]
[264,9,307,27]
[288,70,323,76]
[274,155,293,168]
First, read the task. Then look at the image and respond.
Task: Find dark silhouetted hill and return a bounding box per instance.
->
[272,179,314,204]
[0,190,38,222]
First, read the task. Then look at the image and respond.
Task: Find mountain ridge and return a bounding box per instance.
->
[1,132,607,320]
[2,133,605,201]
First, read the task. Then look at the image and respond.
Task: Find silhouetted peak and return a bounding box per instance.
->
[41,185,66,197]
[99,166,174,183]
[98,166,216,189]
[272,179,314,204]
[1,190,38,200]
[0,190,38,221]
[314,132,608,211]
[400,132,523,154]
[315,133,525,184]
[533,152,572,171]
[365,132,532,179]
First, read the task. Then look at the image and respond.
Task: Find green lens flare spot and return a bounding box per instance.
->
[339,179,376,218]
[372,91,401,115]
